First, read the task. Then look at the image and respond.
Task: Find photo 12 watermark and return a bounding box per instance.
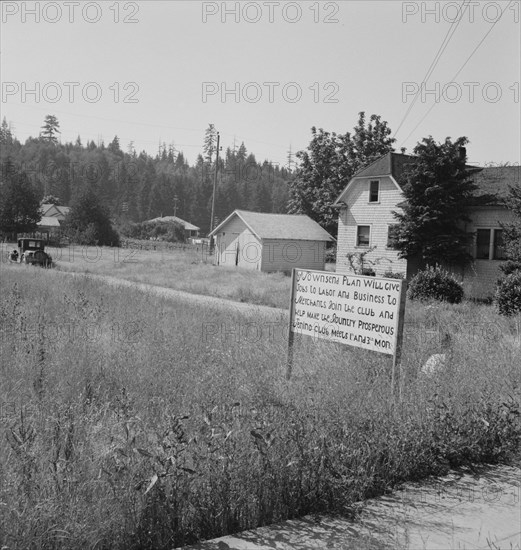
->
[0,242,140,265]
[402,1,519,23]
[202,81,340,104]
[1,1,140,24]
[0,319,163,347]
[1,81,140,104]
[402,81,519,104]
[202,321,289,345]
[1,157,282,189]
[1,159,141,186]
[201,1,341,24]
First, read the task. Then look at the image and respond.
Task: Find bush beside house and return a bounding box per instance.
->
[408,266,464,304]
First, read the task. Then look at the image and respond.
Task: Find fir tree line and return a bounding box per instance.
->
[0,117,291,235]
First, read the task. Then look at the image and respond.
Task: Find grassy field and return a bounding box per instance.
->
[1,241,338,309]
[3,241,296,309]
[0,264,520,549]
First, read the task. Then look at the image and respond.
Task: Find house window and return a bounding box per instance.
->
[387,224,400,249]
[369,180,379,202]
[476,228,505,260]
[493,229,505,260]
[476,229,491,259]
[357,225,370,247]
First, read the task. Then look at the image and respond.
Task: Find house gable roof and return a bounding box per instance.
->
[40,204,70,218]
[334,153,518,207]
[334,152,416,204]
[209,210,333,242]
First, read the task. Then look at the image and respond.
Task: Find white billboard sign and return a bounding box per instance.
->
[289,269,406,356]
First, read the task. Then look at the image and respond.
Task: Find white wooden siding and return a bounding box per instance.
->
[215,216,241,267]
[336,176,408,277]
[261,239,326,272]
[237,230,262,270]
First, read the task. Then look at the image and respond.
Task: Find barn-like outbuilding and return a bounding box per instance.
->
[209,210,334,272]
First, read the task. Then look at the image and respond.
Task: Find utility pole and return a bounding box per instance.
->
[209,131,220,253]
[173,195,179,217]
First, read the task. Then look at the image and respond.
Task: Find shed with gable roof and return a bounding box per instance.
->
[209,210,334,272]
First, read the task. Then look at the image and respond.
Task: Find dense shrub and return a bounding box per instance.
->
[499,260,521,276]
[496,270,521,316]
[63,190,120,246]
[408,266,464,304]
[325,244,337,263]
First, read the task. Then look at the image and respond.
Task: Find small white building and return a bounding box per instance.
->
[37,203,71,238]
[209,210,334,272]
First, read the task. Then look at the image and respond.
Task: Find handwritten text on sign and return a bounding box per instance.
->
[290,270,404,355]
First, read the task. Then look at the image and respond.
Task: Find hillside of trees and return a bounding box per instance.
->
[0,117,292,235]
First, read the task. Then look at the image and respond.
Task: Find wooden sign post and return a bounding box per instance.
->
[391,280,407,399]
[286,269,407,391]
[286,269,298,380]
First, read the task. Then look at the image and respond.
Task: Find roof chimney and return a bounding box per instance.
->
[459,146,466,161]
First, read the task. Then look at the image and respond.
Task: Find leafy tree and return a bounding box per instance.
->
[500,179,521,265]
[40,115,60,144]
[393,136,478,268]
[0,159,41,235]
[288,112,395,235]
[63,188,120,246]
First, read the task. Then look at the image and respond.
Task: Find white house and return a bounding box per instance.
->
[333,152,518,298]
[209,210,334,272]
[37,203,71,236]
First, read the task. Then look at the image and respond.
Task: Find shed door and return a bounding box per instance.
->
[219,232,240,266]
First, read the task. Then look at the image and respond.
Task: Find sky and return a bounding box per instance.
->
[1,0,520,168]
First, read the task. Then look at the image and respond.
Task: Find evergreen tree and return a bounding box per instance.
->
[0,119,293,230]
[393,136,478,268]
[63,188,119,245]
[108,136,122,156]
[0,159,41,235]
[138,173,153,221]
[148,183,164,218]
[0,117,13,146]
[40,115,60,144]
[203,124,216,164]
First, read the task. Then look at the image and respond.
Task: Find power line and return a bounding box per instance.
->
[393,0,470,138]
[399,0,513,147]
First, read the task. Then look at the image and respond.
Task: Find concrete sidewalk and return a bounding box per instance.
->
[180,464,520,550]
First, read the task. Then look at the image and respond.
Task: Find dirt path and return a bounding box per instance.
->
[181,463,521,550]
[58,270,288,320]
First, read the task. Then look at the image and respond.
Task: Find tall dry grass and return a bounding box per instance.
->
[0,265,520,549]
[1,241,292,308]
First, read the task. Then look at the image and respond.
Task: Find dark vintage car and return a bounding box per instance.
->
[10,238,53,267]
